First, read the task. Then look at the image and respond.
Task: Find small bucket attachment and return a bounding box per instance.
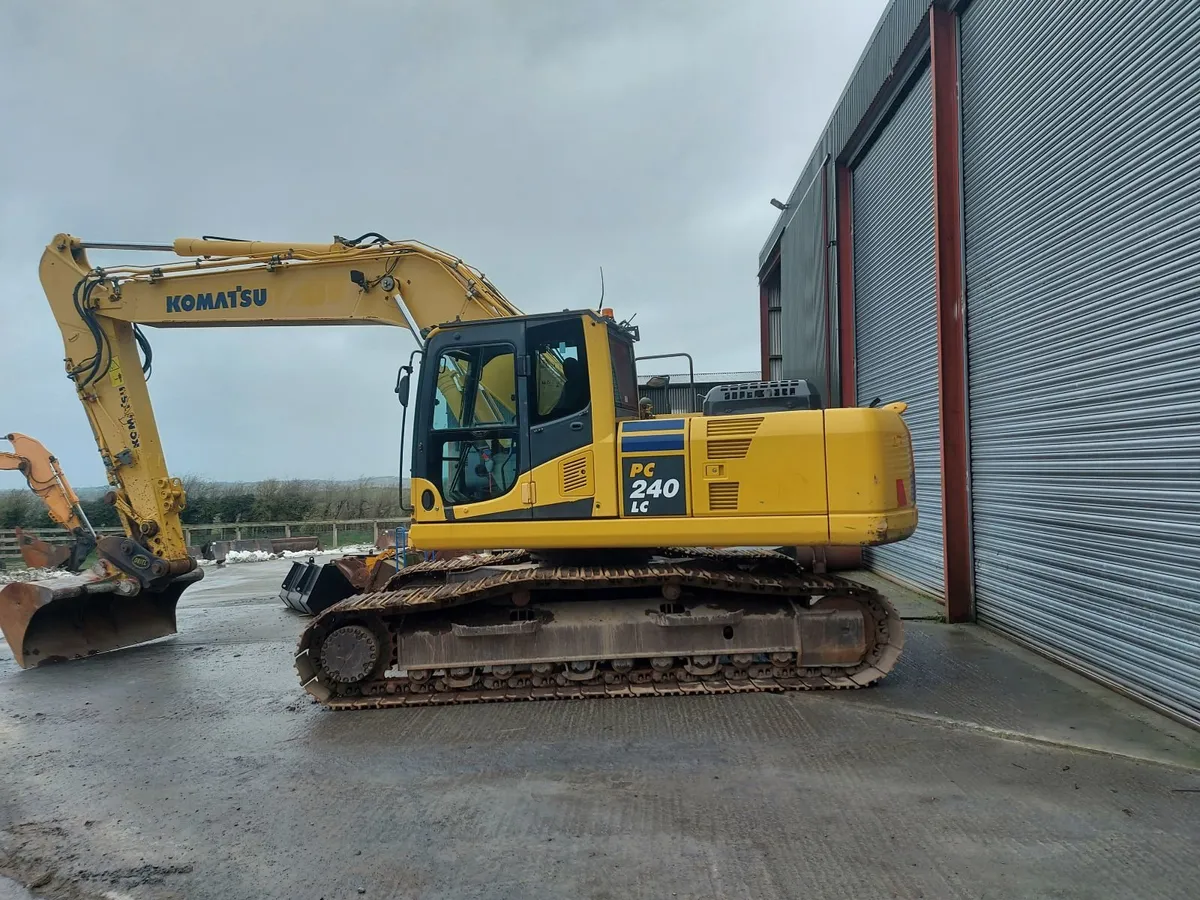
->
[279,558,359,616]
[0,565,201,669]
[14,527,72,571]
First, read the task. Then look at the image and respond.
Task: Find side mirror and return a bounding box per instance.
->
[395,367,411,407]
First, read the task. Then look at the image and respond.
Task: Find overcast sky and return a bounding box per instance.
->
[0,0,887,486]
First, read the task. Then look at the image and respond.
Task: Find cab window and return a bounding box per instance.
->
[528,318,589,425]
[429,343,520,504]
[609,336,638,413]
[435,436,519,505]
[431,345,517,430]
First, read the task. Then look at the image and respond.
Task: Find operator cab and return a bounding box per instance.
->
[408,309,638,518]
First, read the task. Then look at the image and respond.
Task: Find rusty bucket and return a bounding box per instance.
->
[0,563,201,669]
[13,527,72,571]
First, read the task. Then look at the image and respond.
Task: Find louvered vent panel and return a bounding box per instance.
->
[707,439,753,460]
[705,416,764,437]
[561,456,589,493]
[709,482,740,511]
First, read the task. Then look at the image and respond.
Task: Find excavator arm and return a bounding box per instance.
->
[1,433,97,571]
[0,232,529,666]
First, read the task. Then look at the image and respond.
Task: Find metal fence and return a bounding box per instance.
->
[0,518,414,566]
[0,526,123,566]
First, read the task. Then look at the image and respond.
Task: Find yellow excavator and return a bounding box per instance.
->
[1,433,97,571]
[0,231,917,708]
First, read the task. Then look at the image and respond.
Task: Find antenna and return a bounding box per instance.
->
[598,266,605,310]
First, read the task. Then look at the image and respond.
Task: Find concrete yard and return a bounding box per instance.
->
[1,558,1198,900]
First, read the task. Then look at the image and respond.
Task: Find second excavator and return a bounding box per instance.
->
[1,433,97,572]
[0,231,917,709]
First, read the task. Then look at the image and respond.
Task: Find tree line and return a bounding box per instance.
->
[0,476,410,530]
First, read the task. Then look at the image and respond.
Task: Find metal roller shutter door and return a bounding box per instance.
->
[961,0,1200,726]
[852,69,943,597]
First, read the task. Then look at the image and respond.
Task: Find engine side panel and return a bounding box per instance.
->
[687,410,828,519]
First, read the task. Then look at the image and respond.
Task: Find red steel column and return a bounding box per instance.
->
[930,6,973,623]
[835,164,856,405]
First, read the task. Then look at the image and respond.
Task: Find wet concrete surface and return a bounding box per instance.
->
[0,875,36,900]
[1,558,1198,900]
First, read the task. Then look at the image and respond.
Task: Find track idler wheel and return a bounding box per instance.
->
[311,617,391,690]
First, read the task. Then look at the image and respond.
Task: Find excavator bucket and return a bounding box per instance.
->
[13,527,72,571]
[279,558,360,616]
[0,564,200,669]
[279,553,402,616]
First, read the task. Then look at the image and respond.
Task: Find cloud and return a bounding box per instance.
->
[0,0,887,485]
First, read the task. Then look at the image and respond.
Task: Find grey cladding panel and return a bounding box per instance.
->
[779,172,828,402]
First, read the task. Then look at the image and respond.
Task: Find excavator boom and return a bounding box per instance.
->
[2,230,918,713]
[33,233,523,566]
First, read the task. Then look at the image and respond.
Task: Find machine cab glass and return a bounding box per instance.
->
[414,313,601,517]
[428,342,520,505]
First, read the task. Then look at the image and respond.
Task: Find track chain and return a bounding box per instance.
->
[295,549,904,710]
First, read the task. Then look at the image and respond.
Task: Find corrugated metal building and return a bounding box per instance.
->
[758,0,1200,729]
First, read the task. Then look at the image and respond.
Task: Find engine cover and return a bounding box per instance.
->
[702,379,821,416]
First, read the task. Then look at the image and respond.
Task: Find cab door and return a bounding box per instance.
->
[526,316,595,519]
[415,320,530,520]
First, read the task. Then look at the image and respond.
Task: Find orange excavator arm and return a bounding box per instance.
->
[2,433,89,531]
[1,433,97,571]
